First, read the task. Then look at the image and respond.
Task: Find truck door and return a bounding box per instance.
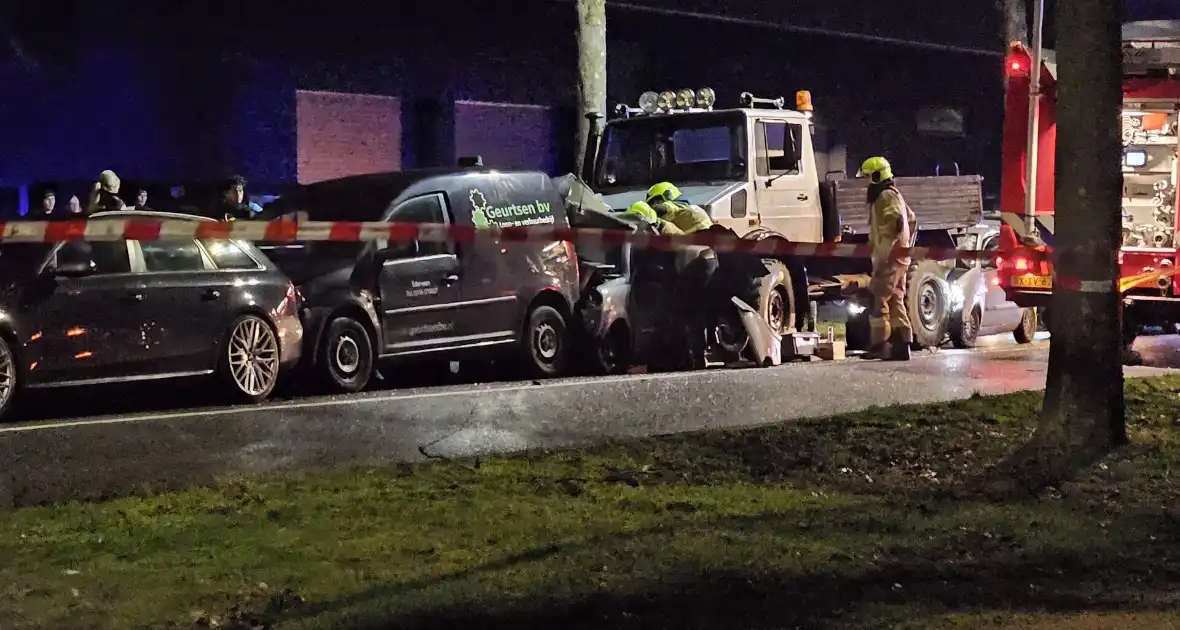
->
[377,193,467,356]
[753,119,822,242]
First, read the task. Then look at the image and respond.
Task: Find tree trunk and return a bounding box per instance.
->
[575,0,606,176]
[1005,0,1127,491]
[1000,0,1029,46]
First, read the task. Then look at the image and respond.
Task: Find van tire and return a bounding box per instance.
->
[317,316,374,394]
[523,305,571,378]
[907,261,952,349]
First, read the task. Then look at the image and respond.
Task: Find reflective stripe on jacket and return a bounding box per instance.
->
[868,188,915,265]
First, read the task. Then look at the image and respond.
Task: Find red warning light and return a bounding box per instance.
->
[1009,60,1023,72]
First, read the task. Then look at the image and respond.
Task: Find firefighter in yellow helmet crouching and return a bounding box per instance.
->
[857,157,915,361]
[623,201,684,235]
[646,182,713,234]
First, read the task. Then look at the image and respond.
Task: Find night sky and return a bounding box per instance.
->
[1128,0,1180,21]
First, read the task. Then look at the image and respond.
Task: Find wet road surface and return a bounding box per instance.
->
[2,334,1175,507]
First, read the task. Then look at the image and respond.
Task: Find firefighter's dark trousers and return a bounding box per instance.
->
[869,260,912,347]
[676,254,719,368]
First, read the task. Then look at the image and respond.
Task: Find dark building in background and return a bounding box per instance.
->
[0,0,1005,216]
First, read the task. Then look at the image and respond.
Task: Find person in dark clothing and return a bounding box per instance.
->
[675,248,720,370]
[133,188,153,211]
[67,195,84,216]
[86,170,126,214]
[216,175,254,220]
[35,188,56,219]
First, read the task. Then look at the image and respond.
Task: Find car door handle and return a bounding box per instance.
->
[122,291,145,303]
[797,194,809,201]
[443,274,460,285]
[201,289,221,301]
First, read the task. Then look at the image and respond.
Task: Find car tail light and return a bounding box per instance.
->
[279,281,300,317]
[1013,257,1030,272]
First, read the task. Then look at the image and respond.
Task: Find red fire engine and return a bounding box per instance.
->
[998,21,1180,339]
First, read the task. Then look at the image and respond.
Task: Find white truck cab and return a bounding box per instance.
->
[591,90,828,244]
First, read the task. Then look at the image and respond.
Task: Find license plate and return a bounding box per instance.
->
[1010,274,1052,289]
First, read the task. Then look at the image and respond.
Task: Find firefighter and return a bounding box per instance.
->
[623,201,684,235]
[646,182,713,234]
[641,185,718,368]
[858,156,915,361]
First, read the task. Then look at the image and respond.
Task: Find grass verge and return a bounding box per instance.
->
[4,377,1180,629]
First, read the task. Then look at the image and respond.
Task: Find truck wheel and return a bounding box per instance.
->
[1013,308,1038,344]
[949,305,981,349]
[907,260,951,349]
[523,305,571,378]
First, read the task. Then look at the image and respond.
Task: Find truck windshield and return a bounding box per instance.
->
[595,113,747,189]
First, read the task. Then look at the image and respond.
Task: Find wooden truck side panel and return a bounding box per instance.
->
[832,175,984,235]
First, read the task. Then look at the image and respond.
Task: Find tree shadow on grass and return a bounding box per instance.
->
[272,503,1180,630]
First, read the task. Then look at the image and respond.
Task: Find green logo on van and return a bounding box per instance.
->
[468,188,555,228]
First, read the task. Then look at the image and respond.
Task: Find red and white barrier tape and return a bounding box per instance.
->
[0,218,1008,263]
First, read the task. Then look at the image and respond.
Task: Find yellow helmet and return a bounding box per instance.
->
[857,157,893,183]
[624,201,658,222]
[646,182,681,203]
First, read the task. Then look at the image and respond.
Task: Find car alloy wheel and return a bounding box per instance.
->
[0,337,17,419]
[228,316,280,399]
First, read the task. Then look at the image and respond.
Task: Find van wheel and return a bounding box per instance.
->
[524,305,571,378]
[1013,308,1038,344]
[907,261,952,349]
[950,306,981,349]
[221,314,281,403]
[0,336,19,422]
[318,316,374,393]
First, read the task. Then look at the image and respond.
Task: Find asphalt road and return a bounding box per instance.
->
[1,332,1175,507]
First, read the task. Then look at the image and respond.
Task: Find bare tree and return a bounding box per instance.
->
[575,0,606,175]
[1000,0,1029,46]
[1002,0,1127,492]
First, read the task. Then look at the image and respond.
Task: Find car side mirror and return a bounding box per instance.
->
[50,261,94,278]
